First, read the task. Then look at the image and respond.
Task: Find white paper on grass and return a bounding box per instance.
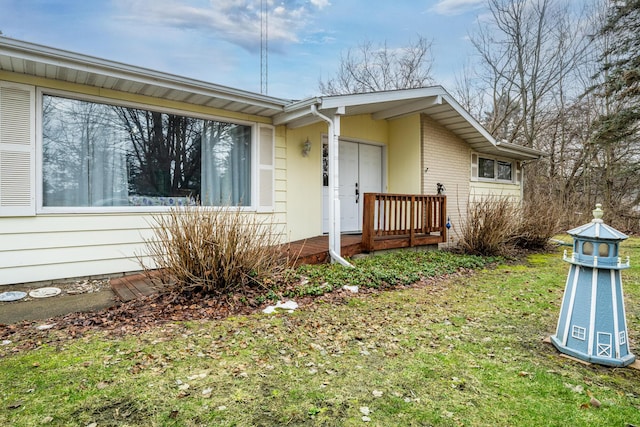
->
[262,300,299,314]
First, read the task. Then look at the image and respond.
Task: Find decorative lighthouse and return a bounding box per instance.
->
[551,204,635,367]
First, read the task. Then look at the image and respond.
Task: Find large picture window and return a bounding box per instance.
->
[42,95,252,208]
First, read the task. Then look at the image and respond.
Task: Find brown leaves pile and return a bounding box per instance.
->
[0,291,256,356]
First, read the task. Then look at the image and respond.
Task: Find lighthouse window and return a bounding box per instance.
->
[598,243,610,257]
[582,241,594,255]
[620,331,627,345]
[572,325,586,341]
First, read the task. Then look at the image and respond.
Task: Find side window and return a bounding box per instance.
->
[497,161,512,181]
[478,157,495,179]
[472,154,514,183]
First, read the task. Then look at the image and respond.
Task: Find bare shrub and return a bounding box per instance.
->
[515,193,563,250]
[142,206,285,294]
[456,196,521,256]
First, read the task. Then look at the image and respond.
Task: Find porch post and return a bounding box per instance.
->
[330,111,343,259]
[310,104,352,267]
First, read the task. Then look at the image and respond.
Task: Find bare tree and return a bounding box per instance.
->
[466,0,591,148]
[318,36,435,95]
[457,0,640,229]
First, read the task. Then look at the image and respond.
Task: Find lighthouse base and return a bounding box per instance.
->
[550,335,636,367]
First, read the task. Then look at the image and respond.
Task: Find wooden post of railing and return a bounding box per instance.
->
[362,193,375,252]
[409,195,415,247]
[440,195,447,243]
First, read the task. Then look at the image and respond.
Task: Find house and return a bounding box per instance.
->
[0,38,543,286]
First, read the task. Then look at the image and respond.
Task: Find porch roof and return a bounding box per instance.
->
[274,87,545,161]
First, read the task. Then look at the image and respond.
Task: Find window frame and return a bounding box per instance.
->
[36,88,260,214]
[572,325,586,341]
[473,153,516,184]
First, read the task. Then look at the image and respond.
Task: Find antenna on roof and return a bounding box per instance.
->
[260,0,268,95]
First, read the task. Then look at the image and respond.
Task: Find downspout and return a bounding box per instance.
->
[310,104,354,268]
[520,161,525,205]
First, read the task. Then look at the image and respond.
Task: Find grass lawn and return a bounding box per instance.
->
[1,240,639,426]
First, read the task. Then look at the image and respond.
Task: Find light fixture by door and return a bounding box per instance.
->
[301,138,312,157]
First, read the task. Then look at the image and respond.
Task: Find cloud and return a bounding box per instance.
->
[112,0,328,52]
[430,0,485,16]
[310,0,331,9]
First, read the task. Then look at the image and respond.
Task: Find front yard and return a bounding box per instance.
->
[1,241,639,426]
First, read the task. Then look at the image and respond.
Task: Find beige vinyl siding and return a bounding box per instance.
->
[0,214,153,284]
[469,181,521,202]
[1,212,287,286]
[421,114,471,243]
[469,153,522,203]
[0,77,286,286]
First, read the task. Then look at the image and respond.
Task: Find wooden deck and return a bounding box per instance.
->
[282,234,363,267]
[110,270,169,302]
[110,234,364,301]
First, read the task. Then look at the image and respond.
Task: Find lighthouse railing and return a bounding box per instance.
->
[563,250,631,268]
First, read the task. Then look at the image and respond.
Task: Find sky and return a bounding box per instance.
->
[0,0,489,100]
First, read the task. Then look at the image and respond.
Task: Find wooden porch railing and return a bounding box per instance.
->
[362,193,447,252]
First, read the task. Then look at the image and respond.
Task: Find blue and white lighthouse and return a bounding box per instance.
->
[551,204,635,367]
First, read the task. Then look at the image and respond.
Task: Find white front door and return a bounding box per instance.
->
[339,141,360,231]
[323,139,383,233]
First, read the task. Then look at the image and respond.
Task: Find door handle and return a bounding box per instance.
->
[355,182,359,203]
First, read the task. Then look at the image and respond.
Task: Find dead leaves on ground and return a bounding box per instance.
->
[0,291,256,356]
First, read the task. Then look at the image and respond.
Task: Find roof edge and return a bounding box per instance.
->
[495,140,546,161]
[0,37,290,110]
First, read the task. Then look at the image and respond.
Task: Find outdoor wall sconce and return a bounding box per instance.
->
[301,137,312,157]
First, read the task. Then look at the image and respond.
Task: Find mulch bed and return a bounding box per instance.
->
[0,281,391,357]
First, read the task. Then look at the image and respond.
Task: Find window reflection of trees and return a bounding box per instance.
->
[42,95,251,207]
[115,107,202,197]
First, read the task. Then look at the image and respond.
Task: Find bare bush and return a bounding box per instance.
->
[456,197,521,256]
[516,190,564,249]
[142,206,285,294]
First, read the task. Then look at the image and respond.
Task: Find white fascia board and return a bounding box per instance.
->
[282,115,325,129]
[319,86,446,110]
[438,92,499,146]
[0,37,289,111]
[272,98,321,126]
[435,90,546,160]
[495,140,546,160]
[371,95,442,120]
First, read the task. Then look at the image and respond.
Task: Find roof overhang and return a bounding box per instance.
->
[0,38,544,161]
[274,87,545,161]
[0,37,289,118]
